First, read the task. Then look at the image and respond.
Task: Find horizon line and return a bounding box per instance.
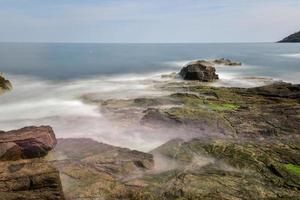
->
[0,41,280,44]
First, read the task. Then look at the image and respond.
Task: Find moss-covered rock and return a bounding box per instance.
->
[76,80,300,199]
[135,136,300,199]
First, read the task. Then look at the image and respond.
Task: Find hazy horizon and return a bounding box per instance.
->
[1,0,300,43]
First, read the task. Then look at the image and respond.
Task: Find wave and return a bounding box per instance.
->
[280,53,300,58]
[0,73,176,151]
[163,60,193,68]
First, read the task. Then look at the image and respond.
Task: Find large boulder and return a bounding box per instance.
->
[179,60,219,81]
[0,126,57,161]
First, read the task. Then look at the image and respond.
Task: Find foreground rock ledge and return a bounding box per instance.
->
[0,160,64,200]
[0,126,64,200]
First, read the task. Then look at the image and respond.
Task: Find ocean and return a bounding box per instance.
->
[0,42,299,151]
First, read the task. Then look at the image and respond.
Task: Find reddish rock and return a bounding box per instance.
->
[0,126,57,161]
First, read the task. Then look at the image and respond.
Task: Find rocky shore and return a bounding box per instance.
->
[0,74,12,94]
[1,62,300,199]
[76,63,300,199]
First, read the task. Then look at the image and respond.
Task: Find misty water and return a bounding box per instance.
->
[0,42,300,151]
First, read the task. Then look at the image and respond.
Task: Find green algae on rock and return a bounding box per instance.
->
[285,164,300,176]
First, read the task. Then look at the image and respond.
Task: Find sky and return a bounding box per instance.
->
[0,0,300,43]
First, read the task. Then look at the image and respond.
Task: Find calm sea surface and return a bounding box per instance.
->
[0,42,299,81]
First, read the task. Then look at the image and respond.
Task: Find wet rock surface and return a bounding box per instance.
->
[49,138,154,200]
[141,137,300,200]
[79,81,300,199]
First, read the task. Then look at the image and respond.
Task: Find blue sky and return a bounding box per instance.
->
[0,0,300,43]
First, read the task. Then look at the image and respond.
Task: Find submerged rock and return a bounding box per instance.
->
[213,58,242,66]
[0,126,57,161]
[179,60,219,81]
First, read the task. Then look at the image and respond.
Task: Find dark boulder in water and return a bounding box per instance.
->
[179,60,219,82]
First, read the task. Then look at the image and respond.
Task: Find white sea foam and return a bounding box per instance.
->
[0,73,180,151]
[280,53,300,58]
[163,60,193,68]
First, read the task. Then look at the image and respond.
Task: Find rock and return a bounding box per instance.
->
[279,31,300,43]
[242,82,300,99]
[51,79,299,199]
[0,74,12,93]
[0,126,57,161]
[141,107,235,137]
[133,137,300,199]
[49,138,154,200]
[0,126,64,200]
[179,60,219,81]
[146,81,300,137]
[213,58,242,66]
[0,160,65,200]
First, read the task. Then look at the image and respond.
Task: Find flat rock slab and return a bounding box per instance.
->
[49,138,154,200]
[0,159,64,200]
[0,126,57,161]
